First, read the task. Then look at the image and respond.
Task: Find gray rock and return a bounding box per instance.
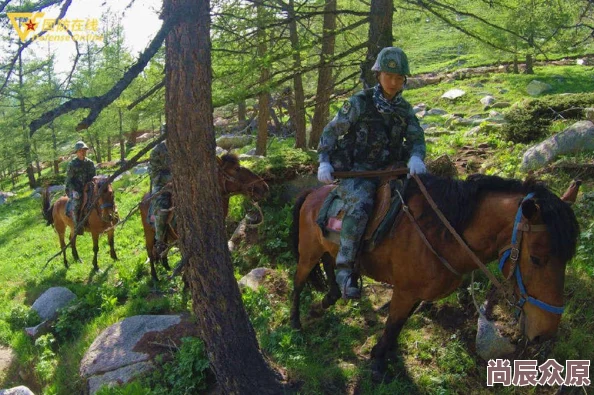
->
[245,148,257,156]
[426,108,448,116]
[464,126,482,137]
[585,107,594,122]
[24,320,52,339]
[215,146,226,155]
[416,110,427,118]
[88,362,153,395]
[132,166,148,175]
[526,80,552,96]
[480,95,496,107]
[490,101,511,109]
[31,287,76,321]
[0,387,34,395]
[29,192,41,199]
[216,134,252,150]
[80,315,181,378]
[238,268,272,291]
[476,313,516,361]
[238,153,264,160]
[80,315,199,394]
[47,185,65,193]
[441,88,466,100]
[113,171,131,182]
[521,120,594,171]
[413,103,427,113]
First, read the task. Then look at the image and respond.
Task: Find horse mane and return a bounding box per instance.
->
[220,153,240,166]
[405,173,580,261]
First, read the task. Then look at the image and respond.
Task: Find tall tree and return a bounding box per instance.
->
[361,0,393,88]
[286,0,306,149]
[309,0,337,149]
[17,51,36,188]
[255,2,270,156]
[163,0,284,393]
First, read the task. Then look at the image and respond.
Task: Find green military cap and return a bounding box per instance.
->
[74,141,89,152]
[371,47,410,75]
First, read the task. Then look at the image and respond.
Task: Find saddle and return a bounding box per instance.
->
[66,182,95,224]
[317,178,409,252]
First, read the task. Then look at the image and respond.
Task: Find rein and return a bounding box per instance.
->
[219,166,266,198]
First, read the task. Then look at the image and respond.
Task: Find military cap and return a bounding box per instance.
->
[371,47,410,75]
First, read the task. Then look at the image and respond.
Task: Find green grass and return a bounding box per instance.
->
[1,63,594,394]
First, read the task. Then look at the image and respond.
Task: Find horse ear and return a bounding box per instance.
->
[521,199,540,221]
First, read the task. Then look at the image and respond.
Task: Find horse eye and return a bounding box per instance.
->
[530,256,541,266]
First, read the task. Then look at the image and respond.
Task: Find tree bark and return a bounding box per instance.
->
[238,100,247,128]
[361,0,393,88]
[310,0,337,149]
[288,0,306,149]
[256,4,270,156]
[119,108,126,161]
[163,1,284,393]
[18,53,36,188]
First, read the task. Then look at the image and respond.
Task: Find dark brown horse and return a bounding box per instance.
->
[291,173,580,378]
[42,175,119,270]
[139,153,269,282]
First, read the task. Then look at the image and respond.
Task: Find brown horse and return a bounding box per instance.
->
[139,153,269,282]
[42,175,119,270]
[291,173,580,379]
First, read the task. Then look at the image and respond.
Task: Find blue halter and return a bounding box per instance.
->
[498,193,565,315]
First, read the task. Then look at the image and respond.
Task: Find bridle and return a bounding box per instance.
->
[92,179,117,223]
[497,193,564,315]
[218,165,266,199]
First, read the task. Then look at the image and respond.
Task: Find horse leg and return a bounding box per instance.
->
[108,229,117,261]
[291,249,324,330]
[58,231,69,269]
[321,253,341,309]
[70,233,81,262]
[91,232,100,271]
[370,290,418,382]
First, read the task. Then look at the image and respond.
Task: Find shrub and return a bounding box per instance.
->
[502,93,594,143]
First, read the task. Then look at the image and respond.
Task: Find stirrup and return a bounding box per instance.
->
[337,271,362,300]
[153,240,167,258]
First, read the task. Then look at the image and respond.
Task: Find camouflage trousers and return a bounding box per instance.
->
[334,178,378,271]
[150,185,172,243]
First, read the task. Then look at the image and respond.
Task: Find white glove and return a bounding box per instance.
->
[407,155,427,178]
[317,162,334,184]
[72,191,80,199]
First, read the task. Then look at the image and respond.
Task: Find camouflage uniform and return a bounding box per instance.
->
[149,141,172,247]
[65,142,96,234]
[319,89,425,271]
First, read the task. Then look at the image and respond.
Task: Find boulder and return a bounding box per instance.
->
[413,103,427,113]
[521,120,594,171]
[238,268,273,291]
[80,315,200,394]
[31,287,76,321]
[480,95,496,108]
[526,80,552,96]
[489,101,511,109]
[47,185,65,193]
[0,387,35,395]
[476,313,516,361]
[441,89,466,100]
[426,108,448,116]
[132,166,148,175]
[216,134,252,150]
[585,107,594,122]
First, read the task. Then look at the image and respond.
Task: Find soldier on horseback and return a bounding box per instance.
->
[65,141,96,235]
[149,139,172,258]
[316,47,427,299]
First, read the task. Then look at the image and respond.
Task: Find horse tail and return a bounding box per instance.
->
[292,188,327,292]
[41,188,54,226]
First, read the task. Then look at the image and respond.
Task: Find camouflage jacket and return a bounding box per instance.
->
[149,141,172,189]
[318,89,425,171]
[65,157,96,194]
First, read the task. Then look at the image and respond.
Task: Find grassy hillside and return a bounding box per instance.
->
[1,65,594,394]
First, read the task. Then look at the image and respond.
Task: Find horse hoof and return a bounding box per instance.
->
[370,359,387,383]
[290,318,302,330]
[308,302,324,318]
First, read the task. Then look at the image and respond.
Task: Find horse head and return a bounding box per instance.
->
[93,176,118,224]
[499,180,580,342]
[217,154,269,201]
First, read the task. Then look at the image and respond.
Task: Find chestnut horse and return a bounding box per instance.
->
[291,173,579,378]
[139,154,269,282]
[42,175,119,270]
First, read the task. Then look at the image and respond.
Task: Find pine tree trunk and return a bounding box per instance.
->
[107,136,112,162]
[238,100,247,128]
[18,53,36,188]
[256,4,270,156]
[163,1,284,393]
[288,0,306,148]
[119,109,126,162]
[50,122,59,175]
[310,0,337,149]
[361,0,393,88]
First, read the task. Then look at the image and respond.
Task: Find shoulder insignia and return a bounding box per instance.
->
[340,100,351,115]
